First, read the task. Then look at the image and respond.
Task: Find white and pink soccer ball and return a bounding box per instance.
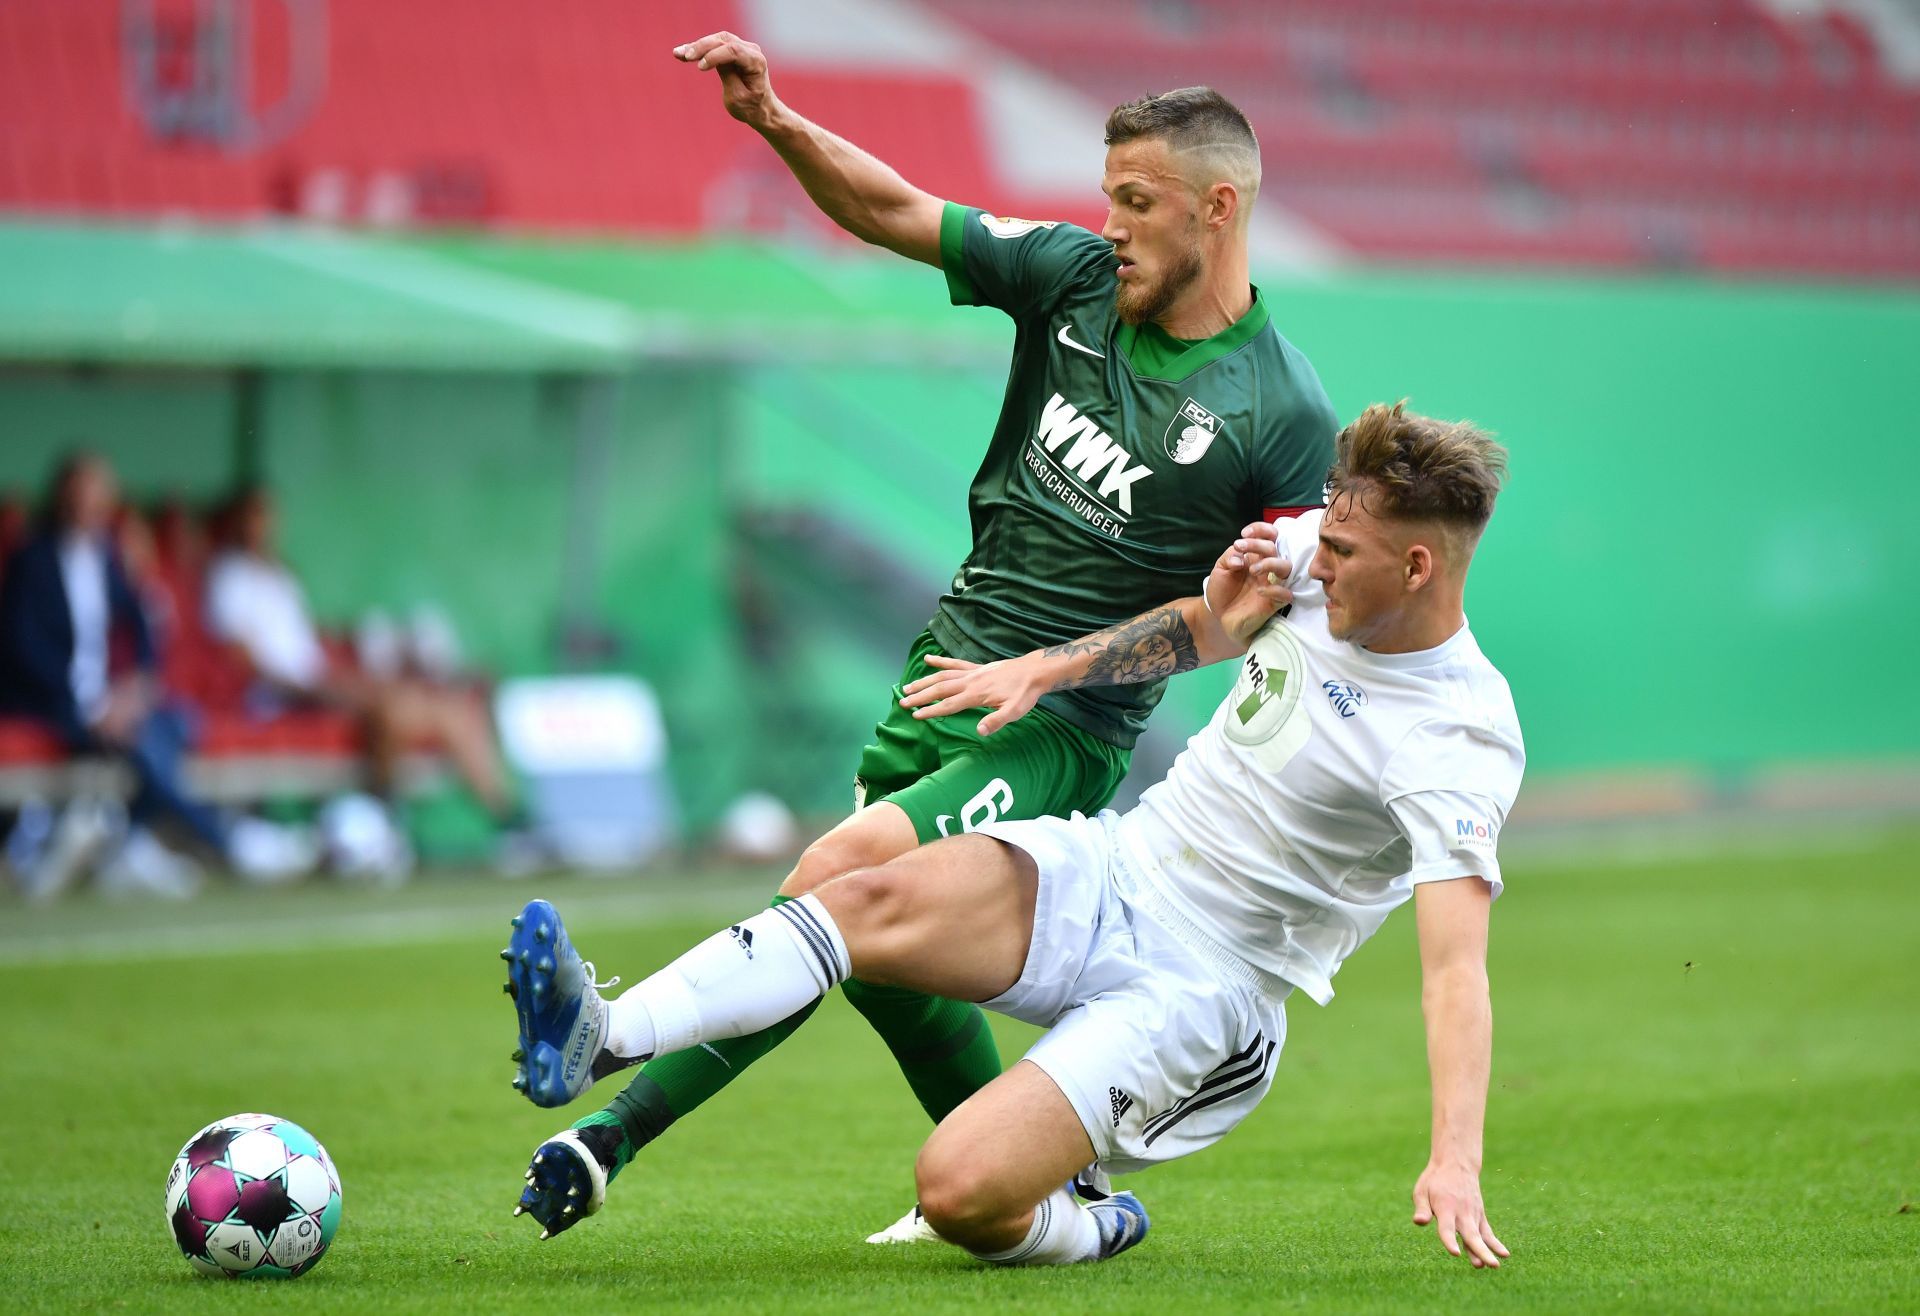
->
[164,1113,342,1278]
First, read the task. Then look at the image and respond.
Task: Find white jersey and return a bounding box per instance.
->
[1116,509,1525,1006]
[205,550,328,691]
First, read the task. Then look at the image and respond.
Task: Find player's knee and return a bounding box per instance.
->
[914,1138,1009,1239]
[816,866,909,934]
[777,838,841,897]
[779,826,903,898]
[809,866,923,981]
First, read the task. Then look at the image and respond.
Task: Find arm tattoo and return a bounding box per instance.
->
[1042,605,1200,690]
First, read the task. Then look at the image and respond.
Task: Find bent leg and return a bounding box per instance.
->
[776,800,920,901]
[820,703,1125,1127]
[915,1060,1100,1259]
[816,834,1036,998]
[785,803,1014,1125]
[372,681,514,816]
[124,708,227,854]
[417,684,514,816]
[837,979,998,1125]
[599,832,1036,1066]
[578,802,931,1169]
[321,672,399,797]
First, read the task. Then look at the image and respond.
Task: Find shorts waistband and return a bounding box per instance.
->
[1110,843,1294,1003]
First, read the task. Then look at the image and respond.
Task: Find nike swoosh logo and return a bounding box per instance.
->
[1056,323,1105,359]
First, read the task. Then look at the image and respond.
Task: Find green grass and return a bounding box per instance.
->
[2,828,1916,1313]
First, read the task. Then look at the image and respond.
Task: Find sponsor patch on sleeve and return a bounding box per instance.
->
[1452,817,1498,851]
[979,214,1060,239]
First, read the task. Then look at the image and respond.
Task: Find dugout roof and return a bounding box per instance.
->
[0,222,1005,374]
[0,221,644,373]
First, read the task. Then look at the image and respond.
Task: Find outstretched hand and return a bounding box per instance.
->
[1412,1161,1510,1269]
[1206,520,1293,643]
[898,654,1048,737]
[673,31,780,130]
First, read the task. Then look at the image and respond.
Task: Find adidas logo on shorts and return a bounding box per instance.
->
[1108,1086,1134,1127]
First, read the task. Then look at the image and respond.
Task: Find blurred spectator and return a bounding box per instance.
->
[114,506,176,660]
[0,453,308,898]
[152,496,212,593]
[205,486,525,833]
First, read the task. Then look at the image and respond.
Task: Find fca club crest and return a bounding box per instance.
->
[1164,397,1222,465]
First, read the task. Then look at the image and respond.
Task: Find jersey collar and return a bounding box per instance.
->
[1116,286,1271,382]
[1345,618,1476,672]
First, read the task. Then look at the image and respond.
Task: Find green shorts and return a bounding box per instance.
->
[854,631,1131,843]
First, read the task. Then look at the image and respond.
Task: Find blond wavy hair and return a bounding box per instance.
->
[1330,402,1508,552]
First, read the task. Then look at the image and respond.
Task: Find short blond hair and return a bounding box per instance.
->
[1104,86,1261,202]
[1330,402,1507,548]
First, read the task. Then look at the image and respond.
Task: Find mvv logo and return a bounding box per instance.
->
[1034,394,1154,515]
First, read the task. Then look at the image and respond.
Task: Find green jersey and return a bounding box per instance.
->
[930,202,1338,748]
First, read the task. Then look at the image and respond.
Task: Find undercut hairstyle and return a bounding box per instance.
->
[1329,402,1507,553]
[1104,87,1261,201]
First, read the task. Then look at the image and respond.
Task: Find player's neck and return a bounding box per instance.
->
[1358,599,1466,656]
[1154,249,1252,340]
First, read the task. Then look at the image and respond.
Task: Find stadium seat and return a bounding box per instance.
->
[0,718,66,766]
[1,0,1913,275]
[924,0,1920,278]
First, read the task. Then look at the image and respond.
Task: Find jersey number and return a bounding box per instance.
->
[936,778,1015,837]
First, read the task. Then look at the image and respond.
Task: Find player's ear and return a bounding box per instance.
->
[1206,181,1238,231]
[1404,543,1434,592]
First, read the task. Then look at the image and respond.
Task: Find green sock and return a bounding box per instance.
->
[840,980,1003,1123]
[571,895,820,1182]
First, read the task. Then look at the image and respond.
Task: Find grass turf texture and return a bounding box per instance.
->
[2,828,1914,1314]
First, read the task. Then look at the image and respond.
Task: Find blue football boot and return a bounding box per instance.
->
[512,1126,620,1239]
[1087,1191,1150,1260]
[499,899,619,1108]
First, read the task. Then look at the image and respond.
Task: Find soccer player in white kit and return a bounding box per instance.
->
[506,402,1522,1269]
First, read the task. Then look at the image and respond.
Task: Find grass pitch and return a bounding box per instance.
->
[2,825,1915,1313]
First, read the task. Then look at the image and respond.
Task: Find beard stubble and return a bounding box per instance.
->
[1114,235,1205,327]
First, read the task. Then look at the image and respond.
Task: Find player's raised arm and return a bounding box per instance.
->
[673,32,945,265]
[1409,876,1510,1270]
[899,521,1292,734]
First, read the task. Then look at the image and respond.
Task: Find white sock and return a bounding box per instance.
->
[603,894,850,1060]
[970,1188,1101,1266]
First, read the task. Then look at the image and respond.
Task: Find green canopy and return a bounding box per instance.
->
[416,232,1009,366]
[0,221,1009,373]
[0,221,645,372]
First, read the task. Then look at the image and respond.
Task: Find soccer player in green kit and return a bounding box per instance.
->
[503,28,1337,1242]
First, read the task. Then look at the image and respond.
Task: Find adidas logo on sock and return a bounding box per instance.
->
[729,925,755,959]
[1108,1086,1134,1127]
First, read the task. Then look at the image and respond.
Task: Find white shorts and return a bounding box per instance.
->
[977,811,1291,1175]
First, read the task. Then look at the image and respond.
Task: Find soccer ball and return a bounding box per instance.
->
[164,1113,342,1278]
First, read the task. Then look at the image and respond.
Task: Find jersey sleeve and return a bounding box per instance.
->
[1380,715,1526,895]
[1386,789,1509,897]
[1275,507,1324,590]
[940,203,1113,319]
[1201,506,1322,604]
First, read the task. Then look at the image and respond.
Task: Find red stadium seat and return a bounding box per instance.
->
[197,710,360,756]
[924,0,1920,277]
[0,718,67,766]
[0,0,1913,274]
